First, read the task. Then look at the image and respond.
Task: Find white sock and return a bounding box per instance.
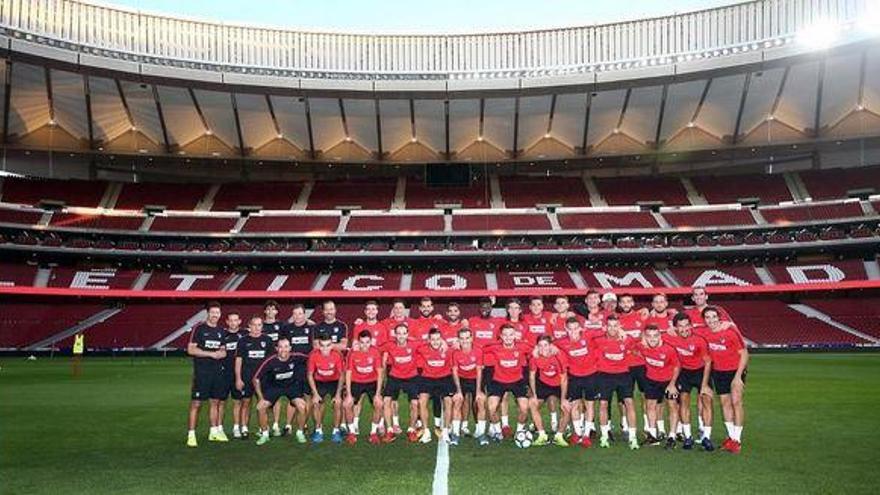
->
[370,422,380,434]
[657,420,666,434]
[452,420,461,435]
[642,414,649,429]
[724,421,735,438]
[586,421,595,436]
[475,420,487,437]
[600,424,610,440]
[573,420,584,437]
[683,423,692,439]
[233,424,240,432]
[348,422,358,434]
[188,429,196,436]
[260,429,268,438]
[698,416,705,430]
[434,416,442,428]
[550,412,558,431]
[647,426,657,437]
[315,427,323,434]
[462,420,469,432]
[628,427,637,442]
[703,426,712,440]
[393,415,400,428]
[676,423,684,435]
[272,422,279,430]
[733,425,743,442]
[501,415,510,428]
[515,422,525,432]
[491,422,501,435]
[621,416,629,430]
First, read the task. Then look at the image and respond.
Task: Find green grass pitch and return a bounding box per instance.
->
[2,353,879,494]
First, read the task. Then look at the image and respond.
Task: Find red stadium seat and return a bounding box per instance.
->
[1,178,106,207]
[115,183,211,211]
[594,176,689,206]
[799,166,880,200]
[50,213,144,230]
[691,174,793,204]
[211,182,303,211]
[662,209,755,228]
[307,180,396,210]
[499,177,589,208]
[760,201,865,224]
[347,214,445,233]
[452,214,551,231]
[557,211,658,230]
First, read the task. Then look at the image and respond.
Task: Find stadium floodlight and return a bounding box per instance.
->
[797,20,839,50]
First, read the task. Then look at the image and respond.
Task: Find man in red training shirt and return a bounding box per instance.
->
[522,296,553,346]
[555,316,604,447]
[665,313,714,451]
[343,330,384,445]
[352,300,389,348]
[594,315,639,450]
[416,328,455,444]
[700,306,748,454]
[381,323,422,443]
[307,333,345,444]
[528,335,568,447]
[635,325,681,449]
[452,328,486,444]
[468,298,499,349]
[484,324,532,443]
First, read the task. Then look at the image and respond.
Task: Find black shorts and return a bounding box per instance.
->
[597,372,634,401]
[487,379,528,399]
[712,369,747,395]
[676,368,705,393]
[535,381,561,401]
[315,380,340,399]
[419,376,455,398]
[237,368,258,398]
[481,367,493,389]
[629,365,649,394]
[459,378,477,396]
[384,376,419,400]
[566,374,599,401]
[350,381,378,400]
[262,383,305,406]
[192,366,226,401]
[645,378,671,401]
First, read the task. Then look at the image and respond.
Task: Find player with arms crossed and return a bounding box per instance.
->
[186,301,227,447]
[218,310,243,439]
[307,332,345,443]
[635,325,681,448]
[234,315,274,439]
[253,337,309,446]
[343,330,385,444]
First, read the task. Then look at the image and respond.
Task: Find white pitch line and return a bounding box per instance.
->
[432,436,450,495]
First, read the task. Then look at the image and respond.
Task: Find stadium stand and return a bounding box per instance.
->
[452,213,551,231]
[50,213,145,230]
[662,209,756,227]
[0,178,106,207]
[0,207,43,225]
[211,182,303,211]
[307,180,396,210]
[499,176,589,207]
[557,211,658,229]
[690,174,793,205]
[240,214,340,233]
[0,302,110,349]
[800,167,880,200]
[115,183,211,211]
[722,300,870,346]
[346,214,445,233]
[760,201,867,224]
[594,176,690,206]
[405,177,490,208]
[148,216,237,233]
[802,298,880,339]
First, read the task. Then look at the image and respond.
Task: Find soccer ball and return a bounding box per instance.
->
[514,430,533,449]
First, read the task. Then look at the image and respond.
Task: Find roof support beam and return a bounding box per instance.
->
[3,60,12,144]
[731,72,752,145]
[690,78,713,124]
[303,97,316,158]
[409,99,416,140]
[265,94,282,138]
[443,99,450,158]
[230,93,246,157]
[478,98,485,139]
[114,79,135,130]
[45,67,55,124]
[546,94,557,135]
[857,49,867,107]
[83,75,96,149]
[653,84,668,148]
[187,88,210,134]
[151,84,171,153]
[374,98,384,159]
[769,66,790,117]
[511,96,520,157]
[579,91,593,155]
[614,87,632,132]
[813,60,826,137]
[337,98,350,139]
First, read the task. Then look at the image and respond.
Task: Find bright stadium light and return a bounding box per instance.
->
[797,20,839,50]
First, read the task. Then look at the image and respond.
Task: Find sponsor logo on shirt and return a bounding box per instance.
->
[395,355,413,363]
[645,356,665,367]
[499,359,518,367]
[248,350,266,359]
[605,352,624,361]
[709,342,728,351]
[317,368,335,376]
[226,342,238,351]
[204,340,222,349]
[475,331,493,339]
[290,336,309,344]
[356,365,374,374]
[427,360,446,367]
[275,371,294,380]
[569,347,588,357]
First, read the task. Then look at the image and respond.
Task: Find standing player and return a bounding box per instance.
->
[617,293,651,439]
[353,300,389,348]
[381,323,422,443]
[642,293,677,436]
[528,335,568,446]
[594,315,639,450]
[700,307,749,453]
[307,333,345,443]
[601,292,619,316]
[416,328,455,444]
[684,287,733,328]
[261,300,284,343]
[186,301,227,448]
[573,290,608,331]
[410,297,445,342]
[218,310,243,439]
[438,302,467,347]
[451,328,486,443]
[468,298,499,348]
[253,337,309,446]
[522,296,553,345]
[279,304,314,439]
[666,313,714,450]
[234,315,274,439]
[343,330,385,444]
[555,316,604,447]
[635,325,681,448]
[313,300,348,351]
[484,324,532,443]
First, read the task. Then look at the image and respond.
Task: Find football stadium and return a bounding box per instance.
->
[1,0,880,493]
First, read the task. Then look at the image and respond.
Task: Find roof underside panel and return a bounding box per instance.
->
[236,93,277,151]
[270,95,310,150]
[88,76,130,143]
[775,61,820,132]
[820,52,861,129]
[448,98,480,152]
[343,98,378,152]
[659,80,705,142]
[307,97,346,152]
[482,97,517,152]
[119,81,164,146]
[739,67,786,136]
[517,95,552,151]
[50,70,88,140]
[695,74,745,140]
[550,92,587,148]
[194,89,239,150]
[619,85,662,144]
[8,62,49,137]
[156,85,203,146]
[413,99,446,153]
[378,98,412,153]
[586,89,626,147]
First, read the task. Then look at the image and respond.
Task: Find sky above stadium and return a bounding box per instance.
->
[107,0,739,33]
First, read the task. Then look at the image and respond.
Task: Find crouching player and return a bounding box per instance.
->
[636,325,681,448]
[253,337,309,445]
[452,328,487,443]
[700,307,749,453]
[307,333,345,443]
[666,313,714,450]
[416,328,455,444]
[528,335,568,446]
[484,324,532,444]
[594,316,639,450]
[343,330,385,444]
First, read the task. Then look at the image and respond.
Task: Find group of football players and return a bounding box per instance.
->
[185,287,748,453]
